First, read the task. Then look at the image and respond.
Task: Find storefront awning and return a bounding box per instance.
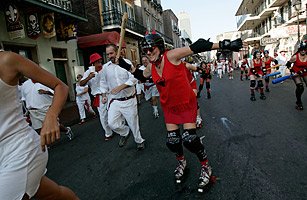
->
[77,31,126,49]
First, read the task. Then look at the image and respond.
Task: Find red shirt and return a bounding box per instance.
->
[151,53,197,124]
[292,53,307,76]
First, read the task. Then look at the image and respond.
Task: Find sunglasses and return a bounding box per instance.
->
[142,46,156,53]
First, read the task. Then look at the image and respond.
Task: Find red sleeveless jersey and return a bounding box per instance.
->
[151,52,197,124]
[292,53,307,76]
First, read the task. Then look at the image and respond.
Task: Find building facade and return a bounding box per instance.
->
[163,9,181,49]
[236,0,307,58]
[0,0,87,101]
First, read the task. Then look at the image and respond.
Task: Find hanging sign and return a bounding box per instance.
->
[4,4,25,40]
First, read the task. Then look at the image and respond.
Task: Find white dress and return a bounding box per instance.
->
[0,78,48,199]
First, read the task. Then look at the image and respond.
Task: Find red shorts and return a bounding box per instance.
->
[292,66,307,76]
[248,69,264,76]
[162,97,197,124]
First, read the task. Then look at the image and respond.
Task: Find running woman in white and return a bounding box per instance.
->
[0,50,79,200]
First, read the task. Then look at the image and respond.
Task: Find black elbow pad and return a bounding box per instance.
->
[286,61,292,69]
[132,68,148,82]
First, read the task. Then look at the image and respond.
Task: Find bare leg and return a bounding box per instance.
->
[34,176,79,200]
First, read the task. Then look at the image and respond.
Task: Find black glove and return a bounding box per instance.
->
[190,38,213,54]
[118,57,132,71]
[252,69,260,77]
[262,68,267,75]
[286,61,292,69]
[219,38,243,52]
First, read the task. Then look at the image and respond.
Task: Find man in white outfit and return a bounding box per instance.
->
[276,50,288,78]
[21,79,73,140]
[80,53,113,141]
[101,44,145,150]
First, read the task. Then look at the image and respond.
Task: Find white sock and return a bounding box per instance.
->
[153,106,158,113]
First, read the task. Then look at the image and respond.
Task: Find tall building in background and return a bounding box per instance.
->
[178,11,192,40]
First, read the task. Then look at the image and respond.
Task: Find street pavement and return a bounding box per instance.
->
[47,70,307,200]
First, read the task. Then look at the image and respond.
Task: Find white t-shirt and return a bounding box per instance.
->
[75,84,90,103]
[81,69,102,96]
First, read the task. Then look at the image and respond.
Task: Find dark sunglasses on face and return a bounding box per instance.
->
[142,46,156,53]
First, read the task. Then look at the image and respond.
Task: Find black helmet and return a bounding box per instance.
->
[298,41,307,51]
[253,50,261,58]
[264,50,269,54]
[141,33,165,53]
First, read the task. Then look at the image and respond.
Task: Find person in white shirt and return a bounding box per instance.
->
[276,50,288,78]
[101,44,145,150]
[21,79,73,140]
[135,64,145,104]
[217,60,223,79]
[75,74,96,124]
[80,53,113,141]
[141,55,160,118]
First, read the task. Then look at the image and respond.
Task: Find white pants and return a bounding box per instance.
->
[279,65,287,77]
[97,96,113,137]
[136,83,144,95]
[218,69,223,78]
[108,97,144,144]
[144,85,159,101]
[76,99,95,120]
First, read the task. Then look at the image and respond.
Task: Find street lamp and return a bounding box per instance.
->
[293,0,302,42]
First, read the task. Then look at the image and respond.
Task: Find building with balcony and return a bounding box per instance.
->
[236,0,307,57]
[0,0,87,101]
[163,9,181,49]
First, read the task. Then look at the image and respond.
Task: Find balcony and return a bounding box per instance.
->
[241,31,262,44]
[237,14,262,31]
[23,0,86,21]
[102,10,173,45]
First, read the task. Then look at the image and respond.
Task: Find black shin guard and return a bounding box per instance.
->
[296,83,304,104]
[166,129,183,157]
[182,129,207,161]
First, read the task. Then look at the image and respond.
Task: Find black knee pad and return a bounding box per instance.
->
[296,83,304,95]
[182,129,207,161]
[205,82,210,89]
[241,71,244,75]
[257,80,264,88]
[245,70,248,74]
[250,80,256,88]
[166,129,183,157]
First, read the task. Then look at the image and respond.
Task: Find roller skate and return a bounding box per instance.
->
[153,111,159,119]
[174,159,187,184]
[207,92,211,99]
[196,116,203,129]
[265,87,270,92]
[250,94,256,101]
[260,93,266,100]
[295,102,304,110]
[198,164,215,193]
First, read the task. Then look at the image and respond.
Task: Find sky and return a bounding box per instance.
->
[161,0,242,42]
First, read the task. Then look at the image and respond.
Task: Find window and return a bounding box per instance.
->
[103,0,110,11]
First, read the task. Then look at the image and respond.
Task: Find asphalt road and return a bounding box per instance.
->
[47,70,307,200]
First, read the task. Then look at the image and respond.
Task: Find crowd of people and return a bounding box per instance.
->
[2,32,307,199]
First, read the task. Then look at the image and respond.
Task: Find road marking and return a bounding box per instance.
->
[220,117,234,134]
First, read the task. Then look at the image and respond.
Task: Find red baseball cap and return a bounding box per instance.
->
[89,53,102,64]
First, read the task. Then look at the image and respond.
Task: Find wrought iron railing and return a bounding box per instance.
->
[102,9,173,45]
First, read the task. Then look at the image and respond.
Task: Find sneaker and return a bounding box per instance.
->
[78,119,85,125]
[136,142,145,150]
[65,127,74,140]
[104,134,113,141]
[198,164,212,188]
[196,116,203,128]
[207,92,211,99]
[119,133,130,147]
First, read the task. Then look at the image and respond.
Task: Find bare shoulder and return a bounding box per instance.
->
[143,63,152,78]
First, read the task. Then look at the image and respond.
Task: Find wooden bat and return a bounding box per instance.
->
[116,12,128,59]
[267,64,282,70]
